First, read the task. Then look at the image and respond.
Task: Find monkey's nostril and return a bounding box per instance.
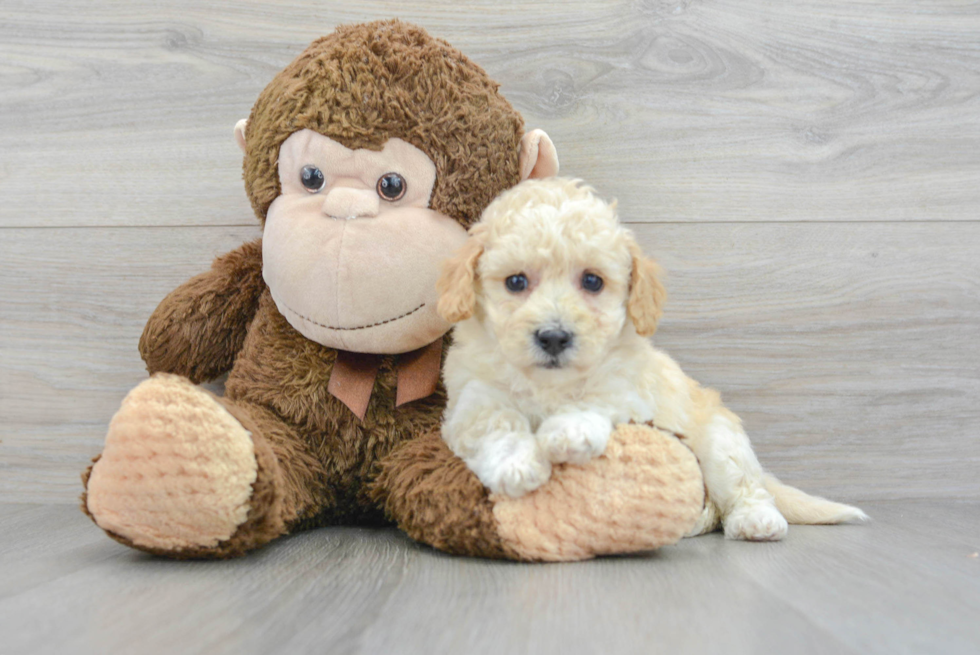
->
[534,329,573,357]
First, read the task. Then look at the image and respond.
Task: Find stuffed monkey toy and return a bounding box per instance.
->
[81,20,704,561]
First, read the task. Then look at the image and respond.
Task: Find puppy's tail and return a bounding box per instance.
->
[764,474,869,525]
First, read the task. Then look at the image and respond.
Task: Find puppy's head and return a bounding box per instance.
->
[437,178,665,373]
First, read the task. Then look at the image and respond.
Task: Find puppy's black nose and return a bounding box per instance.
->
[534,329,573,357]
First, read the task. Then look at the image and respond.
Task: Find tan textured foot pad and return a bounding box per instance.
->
[86,374,257,551]
[492,424,705,561]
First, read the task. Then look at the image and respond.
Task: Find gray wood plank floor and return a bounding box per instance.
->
[2,501,978,655]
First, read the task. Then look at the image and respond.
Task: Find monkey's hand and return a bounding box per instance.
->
[139,239,264,383]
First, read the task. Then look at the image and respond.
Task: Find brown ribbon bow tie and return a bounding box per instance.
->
[327,339,443,420]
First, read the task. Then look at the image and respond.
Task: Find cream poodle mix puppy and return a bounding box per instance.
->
[436,178,866,541]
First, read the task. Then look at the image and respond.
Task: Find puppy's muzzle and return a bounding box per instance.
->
[534,328,574,358]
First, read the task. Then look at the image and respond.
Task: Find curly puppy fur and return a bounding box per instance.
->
[437,178,868,541]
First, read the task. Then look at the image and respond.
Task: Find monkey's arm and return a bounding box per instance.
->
[139,239,265,383]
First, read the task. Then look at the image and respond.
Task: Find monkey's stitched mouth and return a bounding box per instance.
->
[281,301,426,331]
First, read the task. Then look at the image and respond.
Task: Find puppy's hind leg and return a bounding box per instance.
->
[695,410,788,541]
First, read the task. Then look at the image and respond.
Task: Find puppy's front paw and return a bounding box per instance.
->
[537,412,612,465]
[724,502,789,541]
[495,449,552,498]
[471,434,552,498]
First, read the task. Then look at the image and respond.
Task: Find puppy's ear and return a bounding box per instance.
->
[627,240,666,337]
[437,236,484,323]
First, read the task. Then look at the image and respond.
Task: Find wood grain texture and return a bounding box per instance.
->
[1,501,978,655]
[1,2,979,504]
[2,223,978,503]
[1,1,978,227]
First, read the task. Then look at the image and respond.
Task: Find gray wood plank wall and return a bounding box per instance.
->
[2,0,978,504]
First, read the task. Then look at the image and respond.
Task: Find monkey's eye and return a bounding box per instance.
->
[377,173,407,201]
[300,165,325,193]
[505,274,529,293]
[582,272,604,293]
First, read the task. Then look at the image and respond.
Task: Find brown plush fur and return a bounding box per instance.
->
[243,20,524,227]
[221,291,451,530]
[139,239,266,384]
[371,430,519,559]
[83,22,701,560]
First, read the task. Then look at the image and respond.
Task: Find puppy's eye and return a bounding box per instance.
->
[505,274,528,293]
[377,173,407,201]
[300,165,325,193]
[582,272,604,293]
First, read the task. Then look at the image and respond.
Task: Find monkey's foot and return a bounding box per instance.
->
[84,374,258,554]
[373,424,705,562]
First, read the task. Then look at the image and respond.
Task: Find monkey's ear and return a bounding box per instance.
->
[437,237,484,323]
[234,119,248,153]
[627,240,666,337]
[519,129,559,180]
